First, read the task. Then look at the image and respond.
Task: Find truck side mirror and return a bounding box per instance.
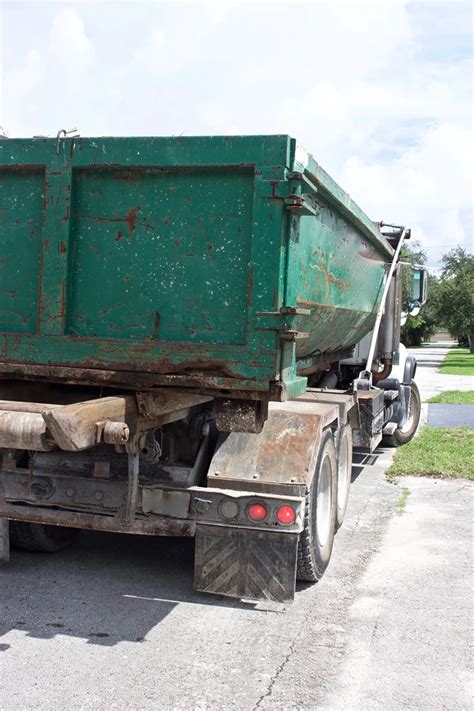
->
[412,266,428,305]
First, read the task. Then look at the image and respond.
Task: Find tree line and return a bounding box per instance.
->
[400,245,474,352]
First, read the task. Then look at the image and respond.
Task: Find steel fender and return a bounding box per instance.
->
[207,400,340,489]
[391,344,417,384]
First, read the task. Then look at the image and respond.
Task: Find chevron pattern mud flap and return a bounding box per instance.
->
[194,524,298,603]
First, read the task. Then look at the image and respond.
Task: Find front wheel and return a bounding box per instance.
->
[297,429,337,582]
[384,381,421,447]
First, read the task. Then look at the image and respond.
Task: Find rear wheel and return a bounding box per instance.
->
[297,430,337,582]
[336,425,352,530]
[10,523,79,553]
[384,382,421,447]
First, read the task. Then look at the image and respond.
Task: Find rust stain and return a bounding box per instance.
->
[58,241,67,254]
[111,170,141,183]
[321,262,345,288]
[269,180,279,198]
[125,208,138,236]
[311,258,346,290]
[163,216,170,225]
[115,230,122,241]
[83,208,140,236]
[256,411,322,486]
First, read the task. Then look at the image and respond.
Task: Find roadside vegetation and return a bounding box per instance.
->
[401,246,474,350]
[387,426,474,480]
[438,348,474,376]
[427,390,474,404]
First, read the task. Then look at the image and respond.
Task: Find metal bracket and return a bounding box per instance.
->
[263,172,319,216]
[55,128,80,155]
[255,306,311,332]
[280,330,309,341]
[122,433,146,525]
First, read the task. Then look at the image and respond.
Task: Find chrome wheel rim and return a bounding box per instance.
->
[399,392,416,433]
[317,454,332,548]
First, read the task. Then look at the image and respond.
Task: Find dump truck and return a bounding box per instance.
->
[0,134,427,602]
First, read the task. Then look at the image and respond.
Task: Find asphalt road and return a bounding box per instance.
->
[1,345,472,710]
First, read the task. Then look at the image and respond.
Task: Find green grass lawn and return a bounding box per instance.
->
[438,347,474,375]
[427,390,474,404]
[387,426,474,480]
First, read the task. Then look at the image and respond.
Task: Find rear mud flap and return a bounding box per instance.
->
[194,524,298,603]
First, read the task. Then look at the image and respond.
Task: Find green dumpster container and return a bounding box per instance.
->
[0,135,392,400]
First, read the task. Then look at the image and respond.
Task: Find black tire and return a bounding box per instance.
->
[9,522,79,553]
[336,425,353,530]
[297,430,337,582]
[383,381,421,447]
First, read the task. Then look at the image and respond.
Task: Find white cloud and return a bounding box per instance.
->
[1,0,471,266]
[49,7,94,65]
[341,121,472,262]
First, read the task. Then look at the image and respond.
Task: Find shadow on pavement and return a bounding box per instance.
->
[0,531,259,647]
[0,448,390,647]
[351,447,391,483]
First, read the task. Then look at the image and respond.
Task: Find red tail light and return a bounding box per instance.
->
[247,503,268,521]
[276,504,296,525]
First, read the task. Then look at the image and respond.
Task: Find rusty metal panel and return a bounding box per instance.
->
[0,135,392,399]
[296,389,355,425]
[0,500,195,536]
[208,400,339,488]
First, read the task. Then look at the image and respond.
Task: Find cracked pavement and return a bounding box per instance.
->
[2,456,471,710]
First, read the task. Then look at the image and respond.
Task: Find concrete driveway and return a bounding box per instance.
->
[1,346,472,710]
[408,340,473,401]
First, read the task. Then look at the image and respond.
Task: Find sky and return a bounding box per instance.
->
[0,0,472,267]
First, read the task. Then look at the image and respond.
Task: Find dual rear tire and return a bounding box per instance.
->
[297,426,352,583]
[9,522,78,553]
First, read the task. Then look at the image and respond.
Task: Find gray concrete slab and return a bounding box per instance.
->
[428,403,474,428]
[321,477,473,711]
[1,453,473,710]
[408,341,474,401]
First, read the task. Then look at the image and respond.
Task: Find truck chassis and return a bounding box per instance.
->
[0,374,420,603]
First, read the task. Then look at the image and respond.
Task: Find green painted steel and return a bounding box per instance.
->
[0,135,392,397]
